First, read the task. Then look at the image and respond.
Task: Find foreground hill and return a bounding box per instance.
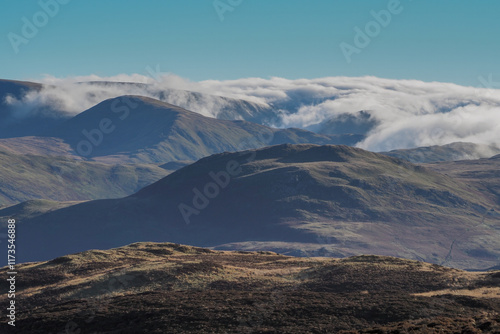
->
[0,149,170,206]
[1,242,498,333]
[5,144,500,268]
[383,142,500,163]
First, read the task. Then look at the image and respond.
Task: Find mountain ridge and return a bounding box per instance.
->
[4,95,361,164]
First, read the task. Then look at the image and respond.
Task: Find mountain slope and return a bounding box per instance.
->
[84,81,279,124]
[39,95,357,163]
[383,142,500,163]
[0,79,70,138]
[425,154,500,211]
[0,149,170,206]
[5,144,500,268]
[306,110,376,136]
[2,242,499,333]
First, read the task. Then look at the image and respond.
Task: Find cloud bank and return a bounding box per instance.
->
[5,74,500,152]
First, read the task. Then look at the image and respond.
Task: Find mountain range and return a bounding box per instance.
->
[2,77,500,332]
[4,144,499,269]
[0,92,362,164]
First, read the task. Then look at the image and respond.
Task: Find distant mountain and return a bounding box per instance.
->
[0,79,70,138]
[0,78,41,97]
[4,242,499,333]
[306,110,377,136]
[0,149,170,206]
[84,81,279,124]
[0,79,279,129]
[13,95,357,163]
[5,144,499,268]
[383,142,500,163]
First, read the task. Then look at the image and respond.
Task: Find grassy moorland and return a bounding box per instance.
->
[1,242,498,333]
[0,149,170,206]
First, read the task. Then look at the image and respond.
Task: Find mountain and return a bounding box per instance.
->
[0,79,279,129]
[2,242,499,333]
[383,142,500,163]
[5,144,500,268]
[8,95,357,163]
[84,81,279,124]
[0,149,170,206]
[306,110,376,136]
[0,79,41,98]
[0,79,71,138]
[425,153,500,217]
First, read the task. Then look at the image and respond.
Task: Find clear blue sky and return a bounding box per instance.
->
[1,0,499,86]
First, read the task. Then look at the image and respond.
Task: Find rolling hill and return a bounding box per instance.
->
[4,144,500,268]
[2,242,499,333]
[0,149,170,206]
[383,142,500,163]
[306,110,376,136]
[84,80,279,124]
[4,95,359,163]
[0,79,70,138]
[425,153,500,212]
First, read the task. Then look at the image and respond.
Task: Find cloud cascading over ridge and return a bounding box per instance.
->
[5,74,500,152]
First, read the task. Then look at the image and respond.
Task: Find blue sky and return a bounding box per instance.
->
[1,0,499,86]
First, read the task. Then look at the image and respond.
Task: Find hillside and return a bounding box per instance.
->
[0,79,70,138]
[425,154,500,214]
[5,144,500,268]
[84,81,279,124]
[11,95,355,163]
[0,149,170,206]
[383,142,500,163]
[1,242,499,333]
[306,110,376,136]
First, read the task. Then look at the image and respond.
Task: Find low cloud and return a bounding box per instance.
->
[6,74,500,152]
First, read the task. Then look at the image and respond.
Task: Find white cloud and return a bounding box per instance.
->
[8,74,500,152]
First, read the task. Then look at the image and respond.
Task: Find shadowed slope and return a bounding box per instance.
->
[4,144,500,268]
[11,95,356,163]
